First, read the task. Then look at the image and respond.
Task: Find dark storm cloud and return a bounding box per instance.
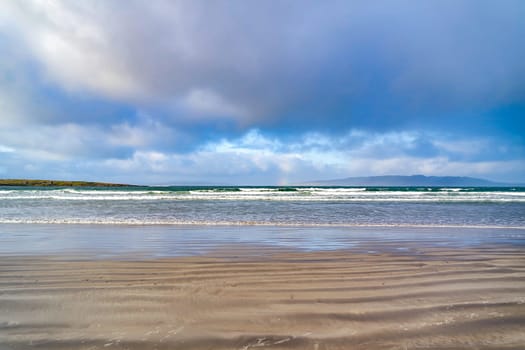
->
[2,1,524,130]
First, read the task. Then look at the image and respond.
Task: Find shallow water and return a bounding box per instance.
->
[1,224,523,258]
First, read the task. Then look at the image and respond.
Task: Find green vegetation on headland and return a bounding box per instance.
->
[0,179,132,187]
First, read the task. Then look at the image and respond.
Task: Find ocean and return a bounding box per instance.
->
[1,186,524,256]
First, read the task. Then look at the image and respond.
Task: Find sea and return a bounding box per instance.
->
[1,186,524,257]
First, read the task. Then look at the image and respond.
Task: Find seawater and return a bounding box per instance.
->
[0,186,524,227]
[1,224,524,257]
[1,186,524,257]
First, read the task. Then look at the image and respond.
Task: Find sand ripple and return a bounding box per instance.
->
[1,247,524,349]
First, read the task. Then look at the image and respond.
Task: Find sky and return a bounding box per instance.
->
[0,0,524,185]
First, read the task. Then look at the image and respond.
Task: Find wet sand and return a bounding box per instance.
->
[1,246,524,349]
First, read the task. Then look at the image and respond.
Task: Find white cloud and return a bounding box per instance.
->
[0,145,14,153]
[0,117,179,161]
[83,129,523,184]
[0,126,522,184]
[0,1,141,99]
[107,117,175,148]
[104,151,168,172]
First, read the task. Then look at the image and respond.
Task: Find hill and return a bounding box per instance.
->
[0,179,131,187]
[301,175,516,187]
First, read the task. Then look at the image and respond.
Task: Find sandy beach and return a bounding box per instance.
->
[1,245,524,350]
[2,0,524,348]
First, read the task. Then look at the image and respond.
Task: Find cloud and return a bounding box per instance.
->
[95,130,525,184]
[181,88,247,120]
[1,1,523,130]
[0,1,523,183]
[0,1,141,99]
[0,115,183,161]
[4,127,521,184]
[0,145,14,153]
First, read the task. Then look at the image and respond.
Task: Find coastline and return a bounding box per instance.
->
[1,245,524,349]
[0,179,131,187]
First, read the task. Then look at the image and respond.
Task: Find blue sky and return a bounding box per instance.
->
[0,0,524,185]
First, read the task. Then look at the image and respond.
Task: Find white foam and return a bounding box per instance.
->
[0,187,524,202]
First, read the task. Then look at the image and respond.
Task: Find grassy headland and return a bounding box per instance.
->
[0,179,132,187]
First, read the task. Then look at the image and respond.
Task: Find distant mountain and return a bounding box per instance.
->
[301,175,519,187]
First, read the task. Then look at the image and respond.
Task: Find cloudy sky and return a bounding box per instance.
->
[0,0,524,185]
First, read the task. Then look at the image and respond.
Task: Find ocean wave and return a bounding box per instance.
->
[0,186,525,203]
[0,187,524,202]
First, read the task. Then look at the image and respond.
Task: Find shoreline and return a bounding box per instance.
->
[1,246,524,349]
[2,221,525,229]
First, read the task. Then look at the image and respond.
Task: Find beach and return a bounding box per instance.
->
[2,243,524,350]
[1,187,524,349]
[3,1,524,347]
